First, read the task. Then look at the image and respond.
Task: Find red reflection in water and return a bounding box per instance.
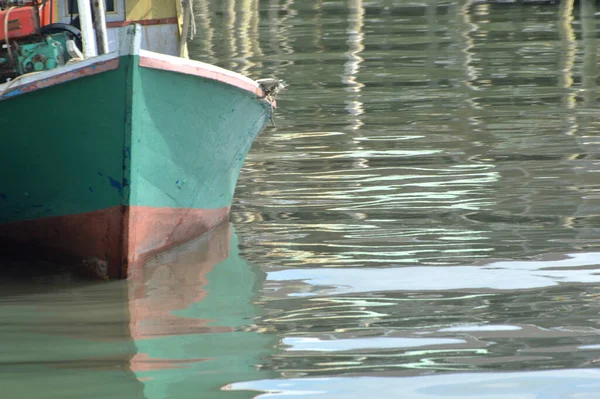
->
[127,223,232,372]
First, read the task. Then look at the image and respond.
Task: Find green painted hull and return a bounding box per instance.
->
[0,58,128,224]
[131,61,271,210]
[0,25,273,278]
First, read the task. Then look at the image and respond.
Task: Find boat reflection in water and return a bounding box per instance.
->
[127,222,277,399]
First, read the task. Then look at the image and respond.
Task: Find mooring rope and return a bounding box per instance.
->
[3,6,16,67]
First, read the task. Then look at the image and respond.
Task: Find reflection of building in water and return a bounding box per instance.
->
[343,0,365,132]
[194,0,215,64]
[170,0,600,382]
[188,0,266,76]
[450,0,600,258]
[193,0,599,264]
[565,0,600,248]
[558,0,576,110]
[128,223,277,398]
[268,0,296,68]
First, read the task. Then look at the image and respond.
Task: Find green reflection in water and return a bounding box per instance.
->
[0,223,278,399]
[0,279,143,398]
[128,223,278,399]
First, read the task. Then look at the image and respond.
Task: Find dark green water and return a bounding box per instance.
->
[3,0,600,397]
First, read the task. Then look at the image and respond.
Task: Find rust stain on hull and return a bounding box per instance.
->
[0,207,124,278]
[124,205,230,276]
[0,205,229,279]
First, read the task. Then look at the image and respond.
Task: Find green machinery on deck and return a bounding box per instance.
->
[0,32,75,78]
[0,3,82,83]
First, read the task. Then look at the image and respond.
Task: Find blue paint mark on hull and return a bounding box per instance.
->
[108,176,123,194]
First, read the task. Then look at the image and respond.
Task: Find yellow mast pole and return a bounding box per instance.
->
[176,0,189,58]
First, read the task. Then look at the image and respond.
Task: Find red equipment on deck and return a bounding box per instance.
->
[0,6,40,41]
[0,1,81,84]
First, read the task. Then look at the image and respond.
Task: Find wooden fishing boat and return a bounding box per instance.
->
[0,0,282,279]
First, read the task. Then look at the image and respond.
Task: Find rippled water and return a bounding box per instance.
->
[3,1,600,398]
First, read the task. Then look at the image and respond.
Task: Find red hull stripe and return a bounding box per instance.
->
[0,205,229,278]
[124,205,230,274]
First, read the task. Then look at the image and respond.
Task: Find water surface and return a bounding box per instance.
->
[3,0,600,398]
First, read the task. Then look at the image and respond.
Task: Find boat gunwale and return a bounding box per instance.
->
[0,24,276,107]
[138,49,276,107]
[0,52,120,101]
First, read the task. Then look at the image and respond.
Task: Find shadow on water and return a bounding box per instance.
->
[0,260,142,397]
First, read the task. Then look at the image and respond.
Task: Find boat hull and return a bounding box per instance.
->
[0,25,273,278]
